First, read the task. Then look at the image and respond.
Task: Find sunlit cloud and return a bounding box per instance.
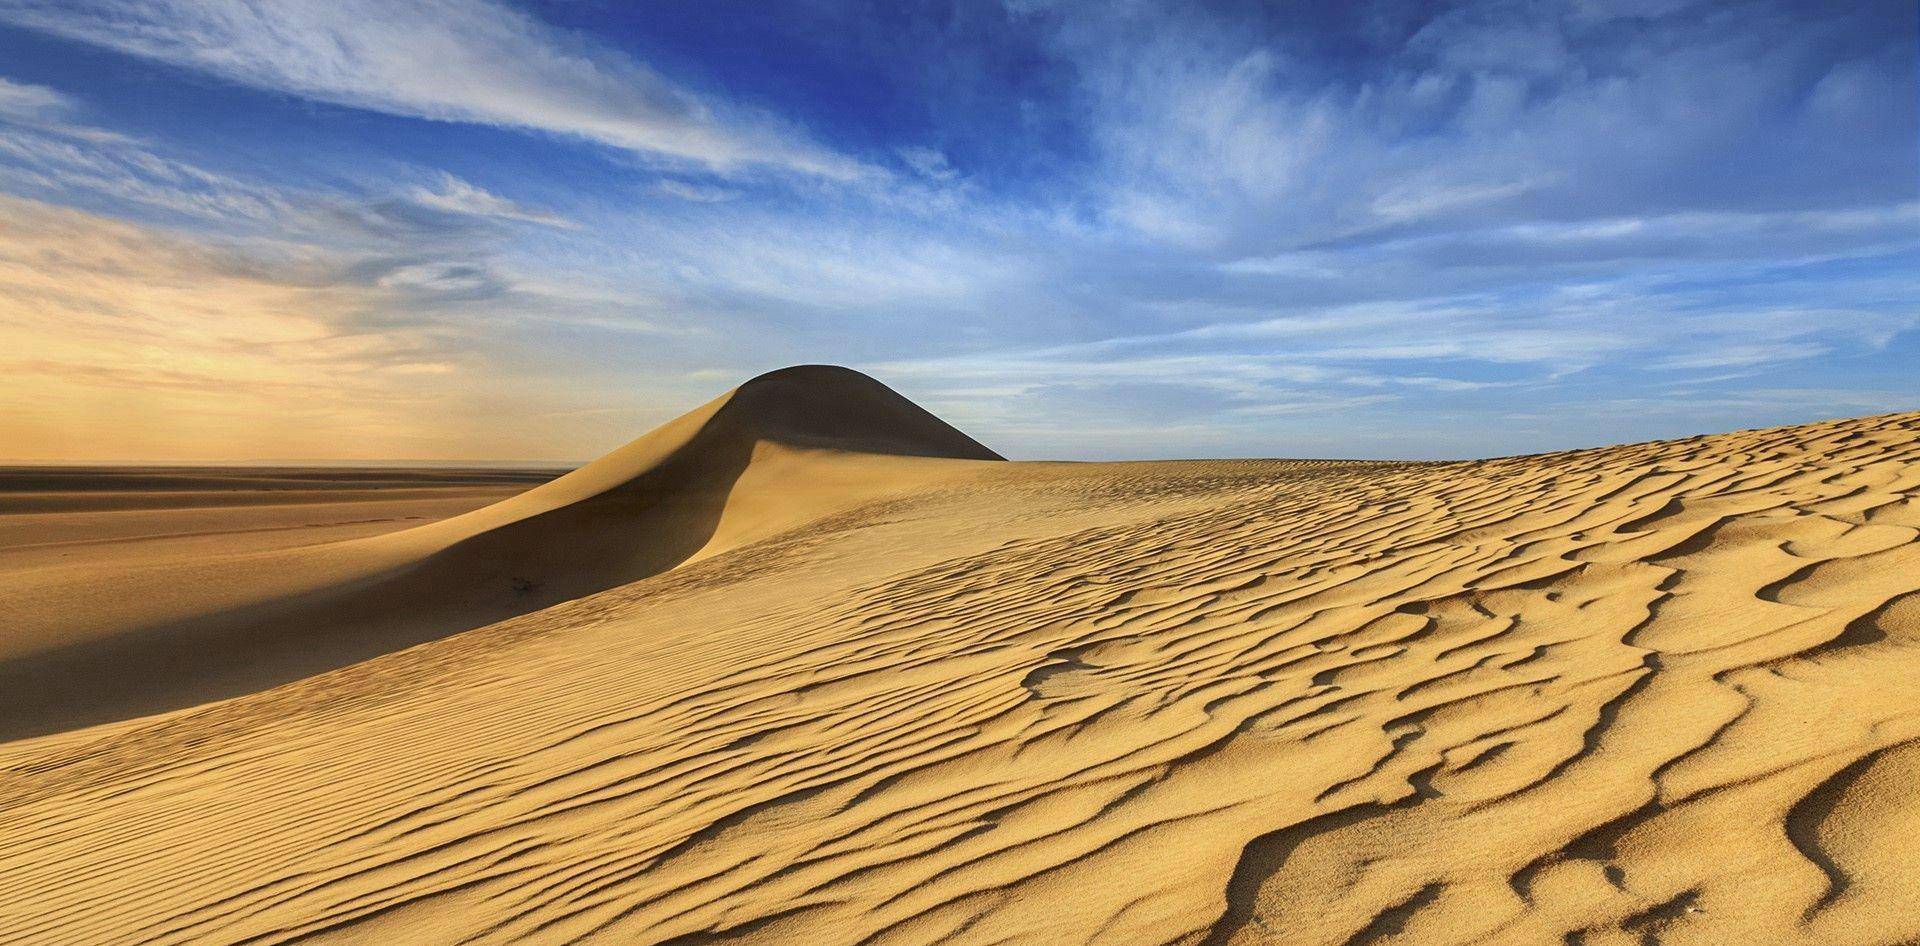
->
[0,194,685,461]
[0,195,446,458]
[0,0,1912,461]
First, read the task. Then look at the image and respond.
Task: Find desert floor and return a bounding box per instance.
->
[3,367,1918,945]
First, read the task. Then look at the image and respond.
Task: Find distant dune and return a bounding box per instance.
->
[3,367,1918,945]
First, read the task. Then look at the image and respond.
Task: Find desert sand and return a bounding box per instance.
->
[3,365,1918,945]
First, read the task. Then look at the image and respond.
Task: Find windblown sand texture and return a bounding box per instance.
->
[4,366,1918,945]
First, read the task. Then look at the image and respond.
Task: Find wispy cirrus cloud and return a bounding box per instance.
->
[0,76,74,124]
[866,276,1916,458]
[0,194,449,458]
[0,84,703,460]
[406,174,574,229]
[0,0,877,181]
[1020,0,1915,256]
[0,0,1913,461]
[652,179,743,204]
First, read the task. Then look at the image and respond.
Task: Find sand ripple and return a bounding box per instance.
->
[4,412,1919,944]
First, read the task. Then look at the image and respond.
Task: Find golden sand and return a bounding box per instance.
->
[3,367,1917,944]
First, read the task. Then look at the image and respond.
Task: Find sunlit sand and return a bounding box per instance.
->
[4,367,1918,944]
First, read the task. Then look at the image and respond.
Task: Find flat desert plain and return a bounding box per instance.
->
[3,366,1919,945]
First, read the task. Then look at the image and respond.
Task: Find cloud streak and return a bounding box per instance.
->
[407,174,574,229]
[0,0,1913,461]
[0,0,875,180]
[0,194,446,458]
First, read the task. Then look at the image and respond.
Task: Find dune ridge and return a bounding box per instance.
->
[2,370,1918,945]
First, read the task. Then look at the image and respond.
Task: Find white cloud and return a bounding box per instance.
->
[1017,0,1915,262]
[1651,342,1830,371]
[0,120,298,221]
[653,179,743,203]
[407,174,573,228]
[0,0,877,180]
[872,288,1914,408]
[896,146,958,181]
[1370,178,1541,221]
[374,260,504,296]
[650,216,1028,310]
[1,1,1912,462]
[0,75,135,145]
[1221,202,1920,275]
[0,76,73,123]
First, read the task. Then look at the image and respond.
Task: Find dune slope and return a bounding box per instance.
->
[3,376,1918,945]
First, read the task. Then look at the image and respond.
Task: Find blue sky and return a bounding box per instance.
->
[0,0,1913,462]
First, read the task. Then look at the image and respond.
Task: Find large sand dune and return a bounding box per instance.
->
[0,367,995,739]
[4,366,1918,944]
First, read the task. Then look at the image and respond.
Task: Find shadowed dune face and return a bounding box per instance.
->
[3,375,1919,946]
[0,365,1003,740]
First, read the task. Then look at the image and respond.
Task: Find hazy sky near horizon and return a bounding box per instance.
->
[0,0,1914,462]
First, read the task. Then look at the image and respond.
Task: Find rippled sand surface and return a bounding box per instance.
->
[4,370,1917,945]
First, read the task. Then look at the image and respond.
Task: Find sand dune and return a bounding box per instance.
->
[0,367,997,739]
[4,367,1919,944]
[0,466,554,734]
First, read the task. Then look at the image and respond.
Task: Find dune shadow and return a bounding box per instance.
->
[0,425,753,743]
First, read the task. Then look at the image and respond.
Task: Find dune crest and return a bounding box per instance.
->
[3,377,1918,946]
